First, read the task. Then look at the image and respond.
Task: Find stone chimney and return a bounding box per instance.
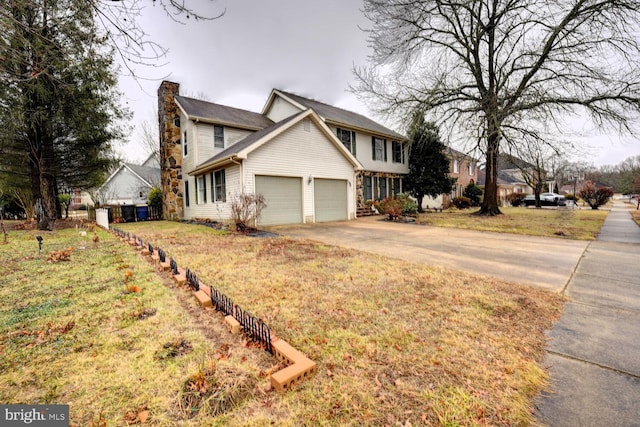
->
[158,81,183,220]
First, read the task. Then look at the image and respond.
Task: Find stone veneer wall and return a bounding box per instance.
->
[158,81,184,220]
[355,170,405,208]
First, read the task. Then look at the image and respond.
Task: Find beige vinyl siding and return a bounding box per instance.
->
[183,165,240,222]
[327,125,408,175]
[180,113,197,173]
[243,119,356,223]
[264,96,304,122]
[196,123,254,164]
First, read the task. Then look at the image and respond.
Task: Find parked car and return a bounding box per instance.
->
[523,193,567,206]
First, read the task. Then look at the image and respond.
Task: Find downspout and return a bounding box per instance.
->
[229,157,243,193]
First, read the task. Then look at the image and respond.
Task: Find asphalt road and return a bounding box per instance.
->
[267,216,589,292]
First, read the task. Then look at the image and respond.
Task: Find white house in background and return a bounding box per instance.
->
[159,82,409,225]
[98,155,160,205]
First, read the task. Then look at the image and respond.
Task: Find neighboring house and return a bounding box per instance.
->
[447,148,479,203]
[477,153,535,205]
[158,81,409,225]
[98,155,161,205]
[419,147,479,209]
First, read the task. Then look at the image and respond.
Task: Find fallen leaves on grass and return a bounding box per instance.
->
[123,405,149,425]
[154,339,193,361]
[47,247,74,262]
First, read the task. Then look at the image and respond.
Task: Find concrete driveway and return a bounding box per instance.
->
[267,216,589,292]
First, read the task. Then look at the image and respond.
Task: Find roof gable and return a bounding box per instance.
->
[175,96,274,130]
[264,89,406,141]
[190,109,362,175]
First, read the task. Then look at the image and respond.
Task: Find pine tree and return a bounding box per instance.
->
[0,0,126,229]
[404,112,456,212]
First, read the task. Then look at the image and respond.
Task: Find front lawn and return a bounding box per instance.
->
[1,221,565,425]
[416,206,608,240]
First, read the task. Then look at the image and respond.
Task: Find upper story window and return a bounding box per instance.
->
[214,125,224,148]
[453,159,459,173]
[468,161,475,175]
[183,131,188,157]
[372,137,387,161]
[337,128,356,155]
[392,141,405,164]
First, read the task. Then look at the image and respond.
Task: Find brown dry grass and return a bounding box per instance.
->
[416,207,607,240]
[112,221,565,426]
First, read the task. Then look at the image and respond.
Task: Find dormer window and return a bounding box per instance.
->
[214,125,224,148]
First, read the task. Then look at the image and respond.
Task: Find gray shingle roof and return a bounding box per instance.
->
[194,111,307,171]
[276,90,406,140]
[125,163,160,186]
[175,96,274,130]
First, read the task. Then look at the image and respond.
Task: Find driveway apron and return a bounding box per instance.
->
[535,203,640,426]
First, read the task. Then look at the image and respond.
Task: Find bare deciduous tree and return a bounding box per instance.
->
[354,0,640,215]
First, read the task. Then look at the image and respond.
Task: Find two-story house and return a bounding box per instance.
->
[445,148,479,207]
[158,82,409,225]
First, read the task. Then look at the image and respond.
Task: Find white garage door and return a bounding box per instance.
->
[314,179,348,222]
[255,175,303,225]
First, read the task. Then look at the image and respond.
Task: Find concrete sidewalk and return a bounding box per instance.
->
[534,202,640,426]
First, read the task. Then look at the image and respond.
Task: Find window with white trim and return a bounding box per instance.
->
[197,175,207,204]
[337,128,356,155]
[372,137,387,161]
[214,125,224,148]
[453,159,459,173]
[392,141,404,164]
[373,176,387,200]
[468,161,475,175]
[392,177,402,195]
[210,169,226,202]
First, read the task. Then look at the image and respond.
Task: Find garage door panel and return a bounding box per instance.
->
[255,176,303,225]
[314,179,348,222]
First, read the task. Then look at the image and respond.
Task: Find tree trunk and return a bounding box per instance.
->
[417,195,424,213]
[479,132,502,215]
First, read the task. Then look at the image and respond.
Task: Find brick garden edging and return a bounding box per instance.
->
[109,227,317,392]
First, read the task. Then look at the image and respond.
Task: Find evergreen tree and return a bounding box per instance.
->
[0,0,126,229]
[404,112,456,212]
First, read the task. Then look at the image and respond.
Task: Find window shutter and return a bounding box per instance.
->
[203,175,207,203]
[383,140,388,162]
[352,131,356,155]
[372,137,376,160]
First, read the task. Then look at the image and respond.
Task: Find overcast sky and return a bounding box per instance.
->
[116,0,638,168]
